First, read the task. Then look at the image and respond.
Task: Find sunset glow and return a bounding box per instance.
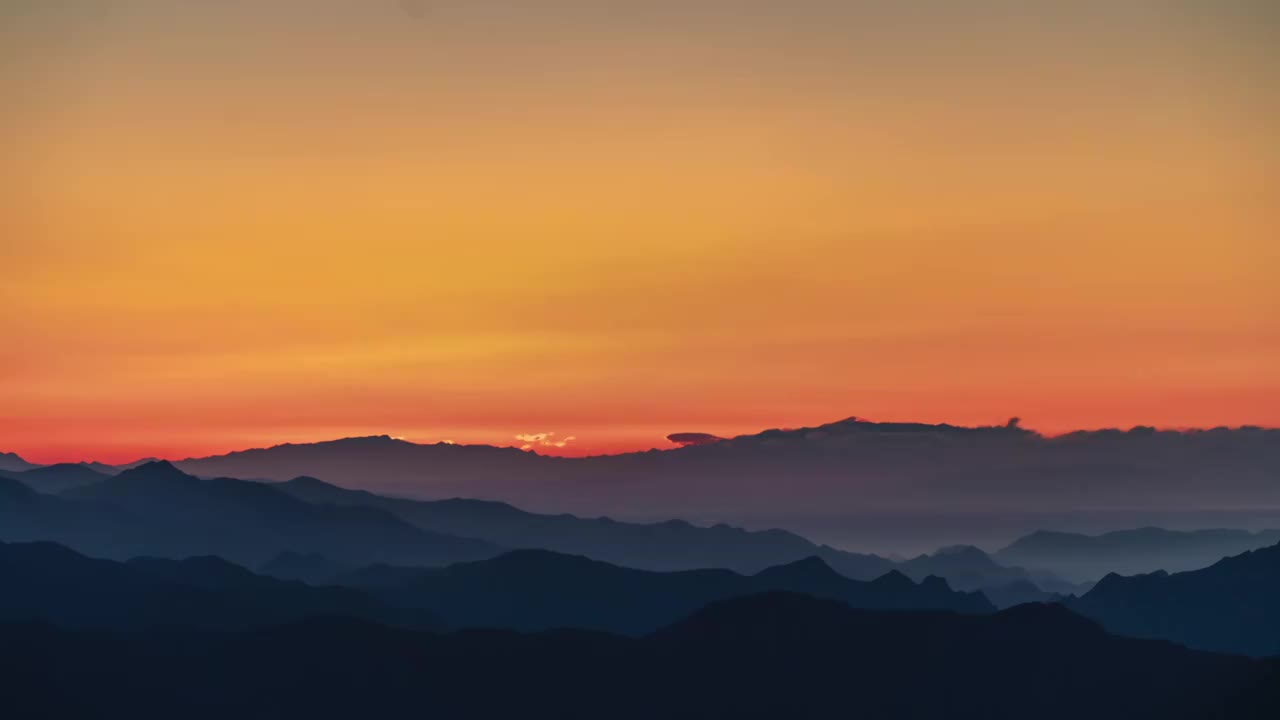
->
[3,1,1277,464]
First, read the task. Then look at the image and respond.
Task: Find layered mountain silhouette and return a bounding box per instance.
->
[0,474,153,557]
[0,538,984,635]
[0,463,112,494]
[5,424,1279,716]
[1069,541,1280,657]
[2,592,1276,719]
[275,474,895,577]
[2,461,502,567]
[77,461,122,474]
[896,543,1081,594]
[997,527,1280,582]
[274,475,1073,594]
[0,451,40,473]
[0,541,432,630]
[169,421,1280,534]
[348,549,992,634]
[2,460,1073,594]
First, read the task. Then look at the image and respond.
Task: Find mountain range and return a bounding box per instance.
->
[342,549,992,634]
[274,474,898,577]
[2,592,1276,719]
[6,430,1280,711]
[272,473,1085,593]
[996,527,1280,582]
[1,460,1070,597]
[160,421,1280,538]
[1070,541,1280,657]
[0,539,988,635]
[0,451,42,473]
[9,418,1280,556]
[9,526,1280,662]
[0,463,114,494]
[3,448,1273,606]
[0,540,431,630]
[1,461,499,567]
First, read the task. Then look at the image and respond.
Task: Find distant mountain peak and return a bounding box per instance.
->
[8,463,111,494]
[933,544,987,558]
[869,569,917,590]
[0,451,39,473]
[23,463,108,477]
[282,475,338,489]
[754,555,841,582]
[287,435,467,453]
[115,460,194,483]
[126,459,183,472]
[918,575,953,592]
[115,457,161,470]
[76,461,119,474]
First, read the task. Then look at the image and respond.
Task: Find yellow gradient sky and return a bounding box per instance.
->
[2,1,1277,462]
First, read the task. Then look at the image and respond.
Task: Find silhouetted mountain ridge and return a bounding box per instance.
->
[11,590,1272,719]
[4,463,112,493]
[998,527,1280,582]
[6,461,1059,594]
[0,541,433,630]
[273,473,896,577]
[358,549,992,634]
[168,419,1280,540]
[1,537,1277,717]
[0,462,505,567]
[1069,541,1280,657]
[0,451,39,473]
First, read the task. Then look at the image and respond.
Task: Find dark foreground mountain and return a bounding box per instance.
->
[275,475,896,578]
[1070,541,1280,657]
[2,461,502,567]
[0,538,984,635]
[171,421,1280,538]
[0,541,433,630]
[2,593,1276,719]
[998,527,1280,582]
[351,549,991,634]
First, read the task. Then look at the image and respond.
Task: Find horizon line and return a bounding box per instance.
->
[6,415,1277,468]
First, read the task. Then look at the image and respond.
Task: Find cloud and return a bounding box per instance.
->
[515,432,576,451]
[667,432,724,447]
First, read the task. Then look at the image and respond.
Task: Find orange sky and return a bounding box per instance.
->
[2,2,1277,464]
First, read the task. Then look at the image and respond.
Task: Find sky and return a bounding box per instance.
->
[2,1,1277,463]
